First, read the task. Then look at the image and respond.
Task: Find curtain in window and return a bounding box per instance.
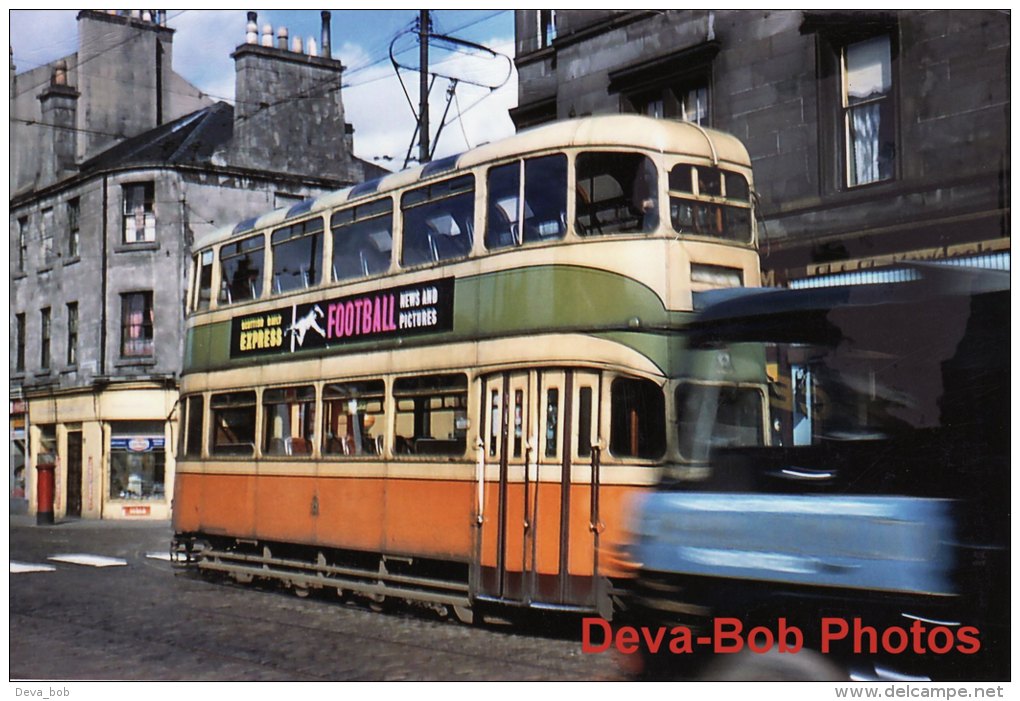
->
[849,102,881,186]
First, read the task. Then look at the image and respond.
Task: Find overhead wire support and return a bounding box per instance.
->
[390,10,512,169]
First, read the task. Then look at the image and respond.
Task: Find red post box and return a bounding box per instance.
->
[36,459,55,525]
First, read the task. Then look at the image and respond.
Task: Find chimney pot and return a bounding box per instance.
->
[321,10,332,58]
[52,59,68,86]
[307,37,317,57]
[261,24,273,47]
[291,35,302,54]
[277,26,288,51]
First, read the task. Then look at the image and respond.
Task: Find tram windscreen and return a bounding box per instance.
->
[671,284,1008,499]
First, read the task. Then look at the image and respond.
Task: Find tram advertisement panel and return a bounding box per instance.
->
[230,277,455,358]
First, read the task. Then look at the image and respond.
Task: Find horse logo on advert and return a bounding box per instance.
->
[287,304,326,351]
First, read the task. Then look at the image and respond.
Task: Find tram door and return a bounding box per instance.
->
[477,369,603,609]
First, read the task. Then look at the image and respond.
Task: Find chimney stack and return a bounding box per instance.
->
[37,59,80,182]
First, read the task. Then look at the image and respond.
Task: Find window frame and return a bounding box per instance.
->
[40,307,51,370]
[120,291,154,358]
[66,302,78,367]
[840,34,897,188]
[67,197,80,259]
[122,182,156,244]
[810,17,900,194]
[15,313,26,373]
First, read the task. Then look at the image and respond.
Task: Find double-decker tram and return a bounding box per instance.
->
[172,115,761,620]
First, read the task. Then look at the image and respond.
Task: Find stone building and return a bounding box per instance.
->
[10,10,386,519]
[511,10,1010,285]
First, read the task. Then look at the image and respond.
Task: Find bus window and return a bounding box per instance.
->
[676,383,764,461]
[262,386,316,456]
[271,217,323,294]
[393,374,468,456]
[400,175,475,267]
[209,391,256,456]
[194,250,213,311]
[331,199,393,281]
[486,154,567,250]
[183,394,205,457]
[669,165,752,243]
[219,235,264,304]
[610,377,665,459]
[575,152,658,235]
[322,380,386,456]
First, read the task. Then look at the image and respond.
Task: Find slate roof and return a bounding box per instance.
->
[78,102,235,172]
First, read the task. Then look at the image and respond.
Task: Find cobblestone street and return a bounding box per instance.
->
[10,518,622,681]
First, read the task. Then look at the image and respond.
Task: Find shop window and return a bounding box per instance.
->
[331,199,393,282]
[66,302,78,366]
[272,217,323,294]
[120,291,154,358]
[210,391,256,456]
[575,152,658,235]
[219,235,264,304]
[400,175,475,267]
[38,424,57,461]
[322,380,387,456]
[610,377,665,459]
[109,422,166,500]
[123,182,155,243]
[485,153,567,250]
[393,374,468,456]
[263,385,317,456]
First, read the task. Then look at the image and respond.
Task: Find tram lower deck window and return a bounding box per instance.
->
[610,378,665,459]
[263,386,316,456]
[322,380,386,457]
[210,391,256,456]
[393,374,468,456]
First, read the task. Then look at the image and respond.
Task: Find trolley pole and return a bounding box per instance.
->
[418,9,430,164]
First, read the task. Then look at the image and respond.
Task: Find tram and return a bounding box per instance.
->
[171,115,761,619]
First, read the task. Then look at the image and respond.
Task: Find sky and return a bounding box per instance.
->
[8,9,518,170]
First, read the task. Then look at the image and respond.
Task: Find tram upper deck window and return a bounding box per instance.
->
[263,386,316,456]
[322,380,386,457]
[194,250,213,311]
[331,199,393,282]
[209,391,256,456]
[393,374,468,457]
[401,175,475,267]
[610,377,666,459]
[669,165,752,244]
[219,235,265,304]
[486,154,567,250]
[272,217,323,294]
[575,152,658,236]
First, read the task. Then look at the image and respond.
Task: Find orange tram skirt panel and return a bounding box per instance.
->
[173,471,635,586]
